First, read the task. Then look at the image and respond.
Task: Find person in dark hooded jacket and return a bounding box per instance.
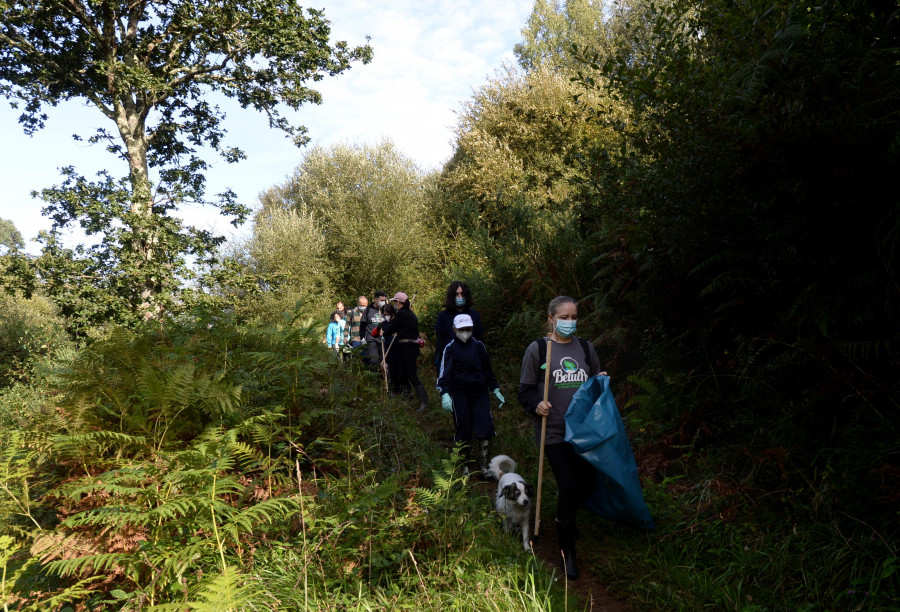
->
[379,292,429,411]
[433,280,484,369]
[437,313,505,477]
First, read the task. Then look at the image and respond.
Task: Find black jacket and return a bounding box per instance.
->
[436,338,498,395]
[380,307,419,341]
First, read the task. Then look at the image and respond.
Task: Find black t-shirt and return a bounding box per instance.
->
[361,305,384,341]
[519,337,601,445]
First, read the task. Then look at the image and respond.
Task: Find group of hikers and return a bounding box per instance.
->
[325,289,429,410]
[323,281,507,462]
[325,281,606,580]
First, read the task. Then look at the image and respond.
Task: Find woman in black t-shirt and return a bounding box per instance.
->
[518,296,606,581]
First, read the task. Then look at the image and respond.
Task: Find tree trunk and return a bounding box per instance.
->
[117,103,160,320]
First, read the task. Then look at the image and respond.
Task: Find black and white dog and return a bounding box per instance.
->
[489,455,533,551]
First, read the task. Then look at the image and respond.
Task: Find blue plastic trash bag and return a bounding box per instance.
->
[565,375,656,531]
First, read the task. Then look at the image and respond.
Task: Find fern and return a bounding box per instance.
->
[145,566,263,611]
[20,576,103,612]
[0,430,51,535]
[43,551,130,578]
[35,420,307,602]
[220,497,300,539]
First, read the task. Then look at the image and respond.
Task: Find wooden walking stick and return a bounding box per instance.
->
[381,334,396,393]
[534,336,553,537]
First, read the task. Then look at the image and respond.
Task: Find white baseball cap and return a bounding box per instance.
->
[453,313,474,328]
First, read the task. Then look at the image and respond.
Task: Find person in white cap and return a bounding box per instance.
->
[436,312,505,478]
[379,291,429,411]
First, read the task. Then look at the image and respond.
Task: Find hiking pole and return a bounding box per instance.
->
[381,335,396,394]
[534,335,553,538]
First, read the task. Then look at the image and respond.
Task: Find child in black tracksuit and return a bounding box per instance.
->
[436,313,505,477]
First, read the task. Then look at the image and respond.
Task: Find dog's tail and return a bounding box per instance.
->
[488,455,517,479]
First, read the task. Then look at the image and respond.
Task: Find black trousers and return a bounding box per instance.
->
[385,351,406,391]
[396,343,422,388]
[451,391,495,442]
[544,442,596,523]
[364,339,383,370]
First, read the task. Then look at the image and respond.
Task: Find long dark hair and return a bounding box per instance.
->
[443,280,473,310]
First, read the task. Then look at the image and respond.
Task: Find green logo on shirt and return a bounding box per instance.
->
[553,358,587,386]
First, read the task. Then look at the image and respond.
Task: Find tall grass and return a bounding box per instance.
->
[4,309,893,609]
[0,317,584,610]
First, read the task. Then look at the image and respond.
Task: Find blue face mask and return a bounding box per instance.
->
[554,318,576,338]
[455,296,465,307]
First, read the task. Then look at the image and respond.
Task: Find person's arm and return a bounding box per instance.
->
[518,384,541,415]
[436,344,454,394]
[472,310,484,342]
[359,308,369,340]
[586,341,606,377]
[517,342,541,415]
[433,312,447,366]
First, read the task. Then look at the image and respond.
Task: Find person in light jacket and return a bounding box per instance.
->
[325,312,345,355]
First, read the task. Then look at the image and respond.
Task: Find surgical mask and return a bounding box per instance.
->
[384,315,392,322]
[554,318,576,338]
[456,330,472,342]
[455,296,465,307]
[377,300,386,307]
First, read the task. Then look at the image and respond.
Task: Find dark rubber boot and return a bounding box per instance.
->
[459,443,472,476]
[414,384,429,412]
[477,439,493,480]
[556,519,580,580]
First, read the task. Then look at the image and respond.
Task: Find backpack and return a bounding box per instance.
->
[535,336,597,375]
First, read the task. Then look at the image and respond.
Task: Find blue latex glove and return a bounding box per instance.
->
[441,393,453,412]
[493,388,505,408]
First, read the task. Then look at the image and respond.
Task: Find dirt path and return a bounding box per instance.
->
[469,479,631,612]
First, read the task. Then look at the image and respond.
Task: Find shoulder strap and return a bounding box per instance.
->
[578,337,596,374]
[536,337,548,373]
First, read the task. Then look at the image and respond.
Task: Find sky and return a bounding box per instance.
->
[0,0,534,254]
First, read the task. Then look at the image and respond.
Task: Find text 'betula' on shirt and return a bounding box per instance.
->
[518,337,602,445]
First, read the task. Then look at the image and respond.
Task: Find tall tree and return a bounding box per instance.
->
[514,0,609,71]
[0,217,24,252]
[257,139,437,299]
[0,0,371,319]
[442,64,620,226]
[434,63,623,317]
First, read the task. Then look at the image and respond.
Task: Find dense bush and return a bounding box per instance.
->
[0,292,71,387]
